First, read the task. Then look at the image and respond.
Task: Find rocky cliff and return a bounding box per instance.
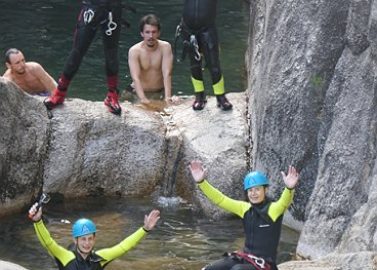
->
[247,0,377,267]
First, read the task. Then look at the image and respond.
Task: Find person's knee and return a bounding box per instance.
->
[210,67,222,83]
[63,48,83,78]
[105,48,119,75]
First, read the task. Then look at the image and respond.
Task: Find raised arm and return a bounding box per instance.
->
[281,165,299,189]
[28,203,75,266]
[96,209,160,264]
[268,166,299,221]
[189,160,250,217]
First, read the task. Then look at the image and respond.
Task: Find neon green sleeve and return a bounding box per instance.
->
[268,188,295,222]
[198,180,251,218]
[34,220,75,266]
[96,227,147,265]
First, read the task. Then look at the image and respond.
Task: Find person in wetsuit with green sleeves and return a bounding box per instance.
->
[189,160,299,270]
[28,203,160,269]
[178,0,233,111]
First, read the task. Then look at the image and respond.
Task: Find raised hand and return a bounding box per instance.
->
[280,165,299,189]
[189,160,206,183]
[143,209,161,231]
[28,202,42,222]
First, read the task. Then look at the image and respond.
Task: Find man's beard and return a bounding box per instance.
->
[147,39,156,48]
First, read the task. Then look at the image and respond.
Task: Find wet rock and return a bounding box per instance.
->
[0,260,30,270]
[43,98,166,198]
[247,0,377,265]
[0,78,48,217]
[0,80,248,219]
[165,93,248,218]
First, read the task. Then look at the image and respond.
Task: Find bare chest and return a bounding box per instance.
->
[13,73,43,91]
[139,50,163,71]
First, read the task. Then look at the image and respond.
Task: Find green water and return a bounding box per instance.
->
[0,197,298,270]
[0,0,249,101]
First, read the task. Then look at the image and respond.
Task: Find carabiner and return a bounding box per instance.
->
[190,34,201,61]
[105,11,117,36]
[247,254,266,268]
[83,9,95,24]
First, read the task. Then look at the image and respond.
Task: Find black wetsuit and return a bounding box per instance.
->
[181,0,222,85]
[197,181,295,270]
[57,0,122,93]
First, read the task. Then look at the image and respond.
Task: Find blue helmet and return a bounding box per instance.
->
[72,218,97,238]
[243,171,269,190]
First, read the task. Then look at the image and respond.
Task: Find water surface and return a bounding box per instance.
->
[0,0,249,100]
[0,197,298,270]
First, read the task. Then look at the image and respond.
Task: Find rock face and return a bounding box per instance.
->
[0,79,48,217]
[247,0,377,266]
[0,79,247,219]
[0,260,30,270]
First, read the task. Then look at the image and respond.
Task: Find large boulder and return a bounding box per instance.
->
[43,98,166,197]
[0,79,248,218]
[165,93,247,218]
[0,78,48,217]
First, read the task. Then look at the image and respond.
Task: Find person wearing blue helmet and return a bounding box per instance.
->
[28,203,160,270]
[189,160,299,270]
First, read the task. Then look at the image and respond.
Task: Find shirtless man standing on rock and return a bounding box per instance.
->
[3,48,56,96]
[128,14,174,105]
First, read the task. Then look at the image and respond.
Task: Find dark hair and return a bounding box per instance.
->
[139,14,161,32]
[5,48,21,63]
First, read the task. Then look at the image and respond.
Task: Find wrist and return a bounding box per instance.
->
[197,179,205,184]
[286,186,295,190]
[142,227,150,233]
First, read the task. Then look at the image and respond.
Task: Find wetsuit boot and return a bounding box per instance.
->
[44,88,66,110]
[212,76,232,111]
[193,92,207,110]
[191,76,207,110]
[216,94,233,111]
[104,90,122,115]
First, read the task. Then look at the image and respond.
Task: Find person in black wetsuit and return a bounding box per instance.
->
[189,160,300,270]
[177,0,233,111]
[44,0,123,115]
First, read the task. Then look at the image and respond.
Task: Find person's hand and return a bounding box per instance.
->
[281,165,299,189]
[189,160,207,183]
[28,202,42,222]
[143,209,160,231]
[165,96,180,104]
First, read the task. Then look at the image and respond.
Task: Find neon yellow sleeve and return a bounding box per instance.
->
[34,220,75,266]
[268,188,295,222]
[96,227,147,265]
[198,180,251,218]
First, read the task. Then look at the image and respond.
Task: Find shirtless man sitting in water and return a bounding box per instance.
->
[3,48,57,95]
[128,14,174,105]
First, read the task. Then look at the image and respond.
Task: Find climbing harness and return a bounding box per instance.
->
[174,22,201,62]
[105,11,117,36]
[190,34,201,61]
[231,251,271,270]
